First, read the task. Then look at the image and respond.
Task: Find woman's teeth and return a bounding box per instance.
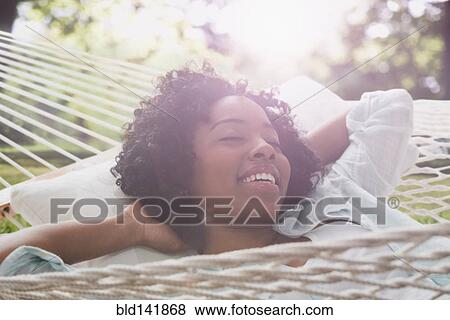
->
[240,173,276,185]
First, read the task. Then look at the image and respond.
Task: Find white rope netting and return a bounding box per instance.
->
[0,32,449,299]
[394,101,450,224]
[0,223,449,299]
[0,29,142,188]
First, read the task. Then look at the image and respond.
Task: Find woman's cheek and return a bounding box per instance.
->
[199,153,235,193]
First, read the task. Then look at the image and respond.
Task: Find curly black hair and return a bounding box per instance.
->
[111,61,322,249]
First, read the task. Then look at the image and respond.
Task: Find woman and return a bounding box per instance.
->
[0,62,425,278]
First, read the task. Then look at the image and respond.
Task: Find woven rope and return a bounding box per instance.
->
[392,101,450,224]
[0,223,449,299]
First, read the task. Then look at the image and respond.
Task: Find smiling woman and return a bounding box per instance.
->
[0,61,323,267]
[111,61,323,252]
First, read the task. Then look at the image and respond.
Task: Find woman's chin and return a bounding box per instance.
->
[233,190,279,226]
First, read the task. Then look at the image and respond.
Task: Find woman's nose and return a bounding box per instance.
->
[249,140,276,161]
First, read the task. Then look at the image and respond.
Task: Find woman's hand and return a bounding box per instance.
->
[124,200,189,253]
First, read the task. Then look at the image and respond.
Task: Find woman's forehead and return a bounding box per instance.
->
[209,95,270,124]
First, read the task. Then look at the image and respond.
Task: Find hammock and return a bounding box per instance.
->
[0,31,449,299]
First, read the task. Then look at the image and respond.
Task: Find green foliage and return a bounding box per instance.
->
[394,172,450,224]
[0,143,93,188]
[0,214,31,234]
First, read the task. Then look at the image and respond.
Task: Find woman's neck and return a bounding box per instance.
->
[201,225,277,254]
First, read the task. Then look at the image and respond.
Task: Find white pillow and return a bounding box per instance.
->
[11,159,127,225]
[10,76,346,268]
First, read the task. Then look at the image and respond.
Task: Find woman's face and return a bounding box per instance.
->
[191,95,291,223]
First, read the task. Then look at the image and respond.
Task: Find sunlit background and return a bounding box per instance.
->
[2,0,450,98]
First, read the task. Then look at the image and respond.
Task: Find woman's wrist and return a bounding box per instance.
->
[114,210,144,247]
[119,200,188,253]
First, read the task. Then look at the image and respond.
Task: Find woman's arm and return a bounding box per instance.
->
[303,107,352,166]
[0,200,187,264]
[0,212,137,265]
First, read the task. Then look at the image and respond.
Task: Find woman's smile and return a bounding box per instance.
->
[236,163,281,196]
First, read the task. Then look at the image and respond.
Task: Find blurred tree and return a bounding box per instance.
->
[305,0,450,100]
[0,0,21,32]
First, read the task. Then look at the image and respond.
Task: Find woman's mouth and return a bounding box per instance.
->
[237,172,280,194]
[238,172,277,185]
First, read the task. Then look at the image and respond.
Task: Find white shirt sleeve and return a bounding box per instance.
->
[329,89,419,197]
[274,90,422,237]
